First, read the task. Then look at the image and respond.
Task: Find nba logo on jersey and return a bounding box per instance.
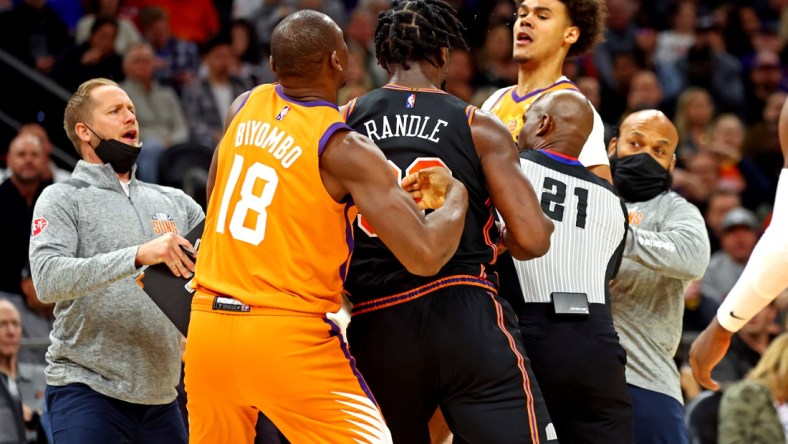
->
[276,105,290,120]
[151,213,178,235]
[406,94,416,108]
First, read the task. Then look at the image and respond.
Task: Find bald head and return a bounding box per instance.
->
[612,110,678,170]
[270,10,345,80]
[0,299,22,360]
[519,89,594,158]
[7,133,45,183]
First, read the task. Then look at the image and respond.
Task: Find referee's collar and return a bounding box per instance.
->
[541,149,582,166]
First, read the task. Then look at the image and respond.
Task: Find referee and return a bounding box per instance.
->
[506,90,634,443]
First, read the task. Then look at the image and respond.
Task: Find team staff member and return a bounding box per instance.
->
[690,90,788,391]
[608,110,710,444]
[29,78,204,443]
[482,0,611,182]
[512,89,633,442]
[342,1,555,442]
[185,10,469,443]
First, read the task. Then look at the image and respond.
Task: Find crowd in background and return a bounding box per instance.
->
[0,0,787,442]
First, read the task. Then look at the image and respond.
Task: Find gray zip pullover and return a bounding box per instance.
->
[29,161,203,405]
[611,191,710,404]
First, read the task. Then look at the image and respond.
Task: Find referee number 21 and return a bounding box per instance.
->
[216,154,278,245]
[540,177,589,229]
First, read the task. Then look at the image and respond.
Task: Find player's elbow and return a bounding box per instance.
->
[400,239,457,276]
[509,217,554,260]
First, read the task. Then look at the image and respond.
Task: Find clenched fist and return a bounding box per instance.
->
[401,166,454,210]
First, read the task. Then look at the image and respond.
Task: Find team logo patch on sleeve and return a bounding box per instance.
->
[31,217,47,238]
[151,213,178,235]
[406,94,416,108]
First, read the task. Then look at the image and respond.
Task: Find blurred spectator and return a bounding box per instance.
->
[709,113,774,211]
[744,91,786,185]
[18,123,71,183]
[711,302,779,385]
[0,303,25,444]
[53,17,125,92]
[138,6,201,93]
[701,207,760,303]
[0,300,47,443]
[120,42,188,183]
[593,0,639,103]
[682,16,745,117]
[674,150,720,211]
[0,0,71,76]
[626,70,664,113]
[337,43,373,106]
[126,0,219,44]
[576,75,615,144]
[343,6,386,86]
[674,87,714,164]
[0,134,54,366]
[229,18,274,87]
[655,1,696,67]
[744,50,785,125]
[683,279,719,333]
[181,33,249,148]
[718,333,788,444]
[75,0,141,54]
[723,5,760,58]
[443,48,476,104]
[476,23,518,88]
[704,189,742,253]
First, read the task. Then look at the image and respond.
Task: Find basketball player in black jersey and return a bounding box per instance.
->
[341,1,557,442]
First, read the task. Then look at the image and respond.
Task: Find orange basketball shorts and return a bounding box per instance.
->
[183,293,392,443]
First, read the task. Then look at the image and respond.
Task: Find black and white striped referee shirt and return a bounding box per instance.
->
[513,149,628,305]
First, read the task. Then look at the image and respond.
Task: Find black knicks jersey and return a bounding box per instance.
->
[343,84,504,304]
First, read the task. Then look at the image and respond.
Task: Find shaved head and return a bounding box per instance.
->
[612,109,678,170]
[519,89,594,158]
[271,10,344,79]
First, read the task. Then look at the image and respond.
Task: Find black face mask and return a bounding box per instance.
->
[85,125,141,174]
[613,153,672,202]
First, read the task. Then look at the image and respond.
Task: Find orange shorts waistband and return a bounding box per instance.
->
[191,292,325,317]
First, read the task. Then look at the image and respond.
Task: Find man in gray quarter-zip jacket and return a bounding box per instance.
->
[28,78,203,444]
[607,110,710,444]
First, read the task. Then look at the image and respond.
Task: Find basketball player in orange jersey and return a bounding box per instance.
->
[183,10,469,444]
[482,0,611,183]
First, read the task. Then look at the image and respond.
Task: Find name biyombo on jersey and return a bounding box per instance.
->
[234,120,303,169]
[362,115,449,143]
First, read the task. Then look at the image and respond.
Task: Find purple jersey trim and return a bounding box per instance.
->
[510,79,577,103]
[275,84,338,109]
[322,317,380,407]
[338,202,355,282]
[318,122,352,156]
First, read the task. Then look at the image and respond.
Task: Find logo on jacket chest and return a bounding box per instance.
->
[628,208,644,226]
[151,213,178,235]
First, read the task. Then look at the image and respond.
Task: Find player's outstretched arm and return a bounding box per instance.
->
[690,91,788,391]
[471,109,554,260]
[321,130,468,276]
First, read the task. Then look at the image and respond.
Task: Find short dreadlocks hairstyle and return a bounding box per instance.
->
[559,0,608,58]
[374,0,468,71]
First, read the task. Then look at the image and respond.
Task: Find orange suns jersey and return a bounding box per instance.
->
[192,84,357,315]
[483,78,580,143]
